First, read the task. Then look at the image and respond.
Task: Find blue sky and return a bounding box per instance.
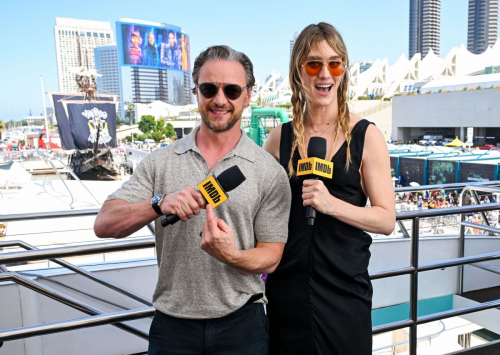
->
[1,0,496,121]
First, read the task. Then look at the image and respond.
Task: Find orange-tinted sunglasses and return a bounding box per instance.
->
[301,60,346,77]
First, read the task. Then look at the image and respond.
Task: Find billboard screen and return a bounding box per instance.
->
[429,160,456,185]
[118,22,190,72]
[399,158,424,186]
[459,163,495,183]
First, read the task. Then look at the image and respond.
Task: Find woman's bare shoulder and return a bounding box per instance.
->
[348,112,364,130]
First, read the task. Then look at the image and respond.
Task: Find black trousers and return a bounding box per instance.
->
[148,303,268,355]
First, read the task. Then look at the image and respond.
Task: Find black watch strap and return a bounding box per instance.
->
[152,203,163,216]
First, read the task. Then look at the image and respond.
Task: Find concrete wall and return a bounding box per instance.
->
[392,89,500,142]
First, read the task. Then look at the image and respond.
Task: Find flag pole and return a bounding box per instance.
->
[40,75,50,148]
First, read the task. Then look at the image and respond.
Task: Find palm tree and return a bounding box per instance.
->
[0,120,5,139]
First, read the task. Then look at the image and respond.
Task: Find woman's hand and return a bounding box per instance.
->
[302,179,336,215]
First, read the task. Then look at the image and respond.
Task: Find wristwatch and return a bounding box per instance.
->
[151,194,164,216]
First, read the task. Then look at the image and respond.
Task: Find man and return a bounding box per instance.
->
[94,45,291,355]
[160,30,180,69]
[142,32,159,67]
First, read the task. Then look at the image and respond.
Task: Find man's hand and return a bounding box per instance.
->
[161,187,206,221]
[200,204,240,264]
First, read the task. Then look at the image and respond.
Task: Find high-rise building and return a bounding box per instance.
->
[467,0,499,54]
[290,32,299,58]
[54,18,114,92]
[94,45,122,102]
[117,19,192,122]
[409,0,441,59]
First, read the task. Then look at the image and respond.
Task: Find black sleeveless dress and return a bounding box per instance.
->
[266,119,374,355]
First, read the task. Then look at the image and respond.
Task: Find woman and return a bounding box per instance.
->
[264,23,395,355]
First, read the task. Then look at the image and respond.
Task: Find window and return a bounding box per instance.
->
[106,34,111,38]
[87,32,91,37]
[100,33,104,38]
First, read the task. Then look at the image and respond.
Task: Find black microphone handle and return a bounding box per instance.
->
[306,176,319,226]
[160,186,228,227]
[161,214,181,227]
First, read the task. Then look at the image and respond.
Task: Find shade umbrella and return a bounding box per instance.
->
[445,136,466,147]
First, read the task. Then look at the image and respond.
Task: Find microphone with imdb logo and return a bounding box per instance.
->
[297,137,333,226]
[161,165,246,227]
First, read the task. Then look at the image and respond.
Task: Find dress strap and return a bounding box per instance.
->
[351,119,374,167]
[279,122,294,170]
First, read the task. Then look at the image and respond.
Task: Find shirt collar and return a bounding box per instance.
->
[174,124,256,163]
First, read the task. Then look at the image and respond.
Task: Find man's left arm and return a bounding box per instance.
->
[200,170,291,275]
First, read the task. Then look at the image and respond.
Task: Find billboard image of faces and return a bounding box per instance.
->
[429,160,456,185]
[119,22,191,72]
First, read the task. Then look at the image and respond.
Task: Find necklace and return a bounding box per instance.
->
[307,118,336,137]
[307,118,334,132]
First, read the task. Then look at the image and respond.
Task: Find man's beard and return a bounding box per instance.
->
[200,106,241,133]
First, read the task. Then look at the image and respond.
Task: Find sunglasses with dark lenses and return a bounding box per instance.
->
[197,82,249,100]
[301,61,346,77]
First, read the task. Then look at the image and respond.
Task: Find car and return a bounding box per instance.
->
[133,141,144,147]
[144,139,155,148]
[160,143,169,148]
[419,135,443,146]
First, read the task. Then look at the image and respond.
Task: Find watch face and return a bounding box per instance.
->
[151,194,163,205]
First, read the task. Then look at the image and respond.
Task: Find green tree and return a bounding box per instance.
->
[124,101,135,124]
[152,131,164,142]
[155,118,167,134]
[138,115,156,134]
[0,120,5,140]
[164,123,177,139]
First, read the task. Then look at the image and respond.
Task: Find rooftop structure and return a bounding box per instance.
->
[349,40,500,99]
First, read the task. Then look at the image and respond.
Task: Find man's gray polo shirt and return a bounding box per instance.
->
[107,126,291,319]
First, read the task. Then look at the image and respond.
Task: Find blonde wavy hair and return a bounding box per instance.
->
[288,22,351,176]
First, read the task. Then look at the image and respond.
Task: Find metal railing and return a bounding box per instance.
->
[393,180,500,238]
[371,181,500,355]
[373,320,446,353]
[0,185,500,354]
[0,209,156,346]
[35,149,101,208]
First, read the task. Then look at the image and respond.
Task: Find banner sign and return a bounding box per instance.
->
[48,93,116,150]
[67,103,117,149]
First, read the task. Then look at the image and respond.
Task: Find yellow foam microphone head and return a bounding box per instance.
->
[297,137,333,179]
[198,165,246,208]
